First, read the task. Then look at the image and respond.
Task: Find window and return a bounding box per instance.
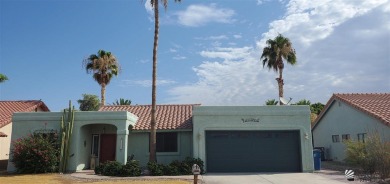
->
[358,133,367,143]
[332,135,340,143]
[153,132,178,152]
[342,134,350,142]
[91,134,100,157]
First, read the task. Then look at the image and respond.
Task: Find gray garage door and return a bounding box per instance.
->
[206,130,301,172]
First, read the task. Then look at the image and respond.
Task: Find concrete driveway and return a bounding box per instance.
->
[201,170,371,184]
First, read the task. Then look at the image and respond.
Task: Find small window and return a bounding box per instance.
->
[152,132,178,152]
[342,134,350,142]
[91,134,100,157]
[357,133,367,143]
[332,135,340,143]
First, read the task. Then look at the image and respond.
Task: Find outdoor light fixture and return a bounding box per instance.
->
[305,133,309,140]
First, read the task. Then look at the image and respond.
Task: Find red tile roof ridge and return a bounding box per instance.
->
[313,93,390,130]
[102,104,201,107]
[99,104,199,130]
[0,100,50,129]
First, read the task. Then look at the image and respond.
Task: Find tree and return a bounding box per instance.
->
[261,34,296,105]
[149,0,181,163]
[77,94,100,111]
[293,99,311,105]
[83,50,120,106]
[112,98,132,105]
[310,102,325,115]
[265,99,278,105]
[0,73,8,83]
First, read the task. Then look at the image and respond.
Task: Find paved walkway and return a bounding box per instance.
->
[70,170,197,182]
[70,169,376,184]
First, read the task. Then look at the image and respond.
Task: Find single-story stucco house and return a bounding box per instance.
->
[0,100,49,170]
[312,93,390,162]
[7,105,314,173]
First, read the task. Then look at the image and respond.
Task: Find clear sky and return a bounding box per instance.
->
[0,0,389,111]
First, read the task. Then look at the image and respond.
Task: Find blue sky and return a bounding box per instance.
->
[0,0,389,111]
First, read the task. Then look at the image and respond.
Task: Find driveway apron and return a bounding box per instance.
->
[202,173,363,184]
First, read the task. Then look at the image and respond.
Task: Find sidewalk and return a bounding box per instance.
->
[70,170,199,182]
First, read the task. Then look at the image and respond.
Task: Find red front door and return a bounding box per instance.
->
[99,134,116,163]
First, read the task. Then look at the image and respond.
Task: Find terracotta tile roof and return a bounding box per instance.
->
[0,100,50,129]
[313,93,390,129]
[0,132,7,137]
[99,104,200,130]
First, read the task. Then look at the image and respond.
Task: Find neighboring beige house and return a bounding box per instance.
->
[312,93,390,162]
[0,100,49,170]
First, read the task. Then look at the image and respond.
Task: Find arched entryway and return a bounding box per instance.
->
[80,124,117,168]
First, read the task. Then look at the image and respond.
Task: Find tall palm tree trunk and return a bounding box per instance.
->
[150,0,159,162]
[101,83,106,106]
[277,61,284,105]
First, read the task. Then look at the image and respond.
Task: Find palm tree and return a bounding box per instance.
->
[265,99,278,105]
[293,99,311,105]
[149,0,181,163]
[112,98,131,105]
[0,74,8,83]
[261,34,296,105]
[83,50,120,106]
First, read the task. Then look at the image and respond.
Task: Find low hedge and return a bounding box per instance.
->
[147,157,204,176]
[95,160,141,177]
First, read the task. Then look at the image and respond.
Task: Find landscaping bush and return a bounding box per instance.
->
[166,160,183,175]
[102,161,122,176]
[119,160,142,177]
[147,157,205,176]
[183,157,205,174]
[96,160,141,177]
[147,161,165,176]
[11,133,60,173]
[94,163,104,175]
[345,132,390,180]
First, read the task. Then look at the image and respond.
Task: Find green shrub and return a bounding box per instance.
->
[94,163,104,175]
[147,161,164,176]
[11,133,60,173]
[148,157,205,176]
[166,160,183,175]
[102,161,122,176]
[345,132,390,180]
[183,157,205,174]
[119,160,141,177]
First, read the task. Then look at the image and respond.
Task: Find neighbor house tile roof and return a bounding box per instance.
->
[0,132,7,137]
[99,104,200,130]
[313,93,390,129]
[0,100,50,129]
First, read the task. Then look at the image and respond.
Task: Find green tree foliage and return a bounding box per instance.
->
[293,99,311,105]
[11,133,60,173]
[0,73,8,83]
[310,102,325,115]
[112,98,131,105]
[265,99,278,105]
[345,132,390,180]
[77,94,100,111]
[83,50,120,106]
[261,34,296,104]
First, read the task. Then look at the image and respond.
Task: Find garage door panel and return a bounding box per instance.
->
[206,131,301,172]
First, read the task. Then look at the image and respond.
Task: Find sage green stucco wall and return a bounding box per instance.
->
[193,106,314,173]
[8,111,137,172]
[127,131,193,167]
[312,100,390,162]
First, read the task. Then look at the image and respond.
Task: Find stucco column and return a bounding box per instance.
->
[116,129,129,165]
